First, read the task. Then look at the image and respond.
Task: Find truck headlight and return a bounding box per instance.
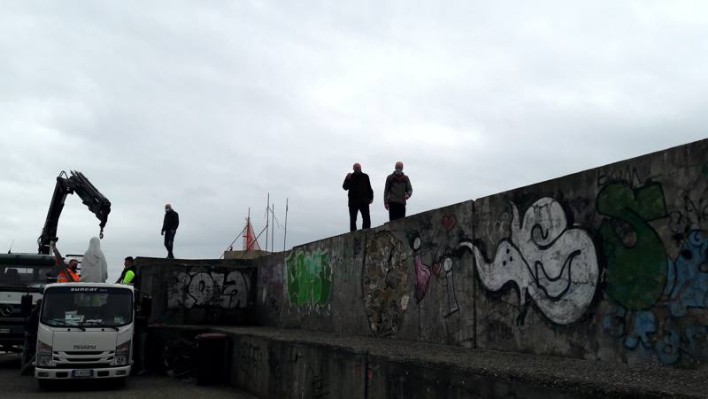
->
[115,340,131,366]
[36,341,54,367]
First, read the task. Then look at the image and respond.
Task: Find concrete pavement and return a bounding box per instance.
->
[0,352,257,399]
[205,325,708,398]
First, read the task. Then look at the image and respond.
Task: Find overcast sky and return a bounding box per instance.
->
[1,1,706,281]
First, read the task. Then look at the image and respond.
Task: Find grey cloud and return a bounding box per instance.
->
[1,1,707,280]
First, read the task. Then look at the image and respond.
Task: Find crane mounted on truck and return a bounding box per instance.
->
[37,170,111,255]
[0,170,111,352]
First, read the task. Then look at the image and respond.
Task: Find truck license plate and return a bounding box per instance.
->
[72,369,93,378]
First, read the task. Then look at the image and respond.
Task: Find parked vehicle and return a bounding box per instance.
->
[34,283,134,388]
[0,170,111,351]
[0,254,55,352]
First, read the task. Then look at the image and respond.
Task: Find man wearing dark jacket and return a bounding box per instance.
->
[161,204,179,259]
[384,161,413,221]
[342,163,374,232]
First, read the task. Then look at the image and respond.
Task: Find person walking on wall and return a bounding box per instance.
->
[161,203,179,259]
[116,256,137,285]
[81,237,108,283]
[343,162,374,232]
[384,161,413,221]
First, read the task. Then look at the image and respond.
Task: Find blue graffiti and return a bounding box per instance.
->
[667,230,708,317]
[625,310,657,350]
[603,230,708,365]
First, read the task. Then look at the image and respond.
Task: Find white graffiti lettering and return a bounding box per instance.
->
[463,197,599,325]
[168,270,251,309]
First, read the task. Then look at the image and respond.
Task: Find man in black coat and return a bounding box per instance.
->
[342,163,374,232]
[161,203,179,258]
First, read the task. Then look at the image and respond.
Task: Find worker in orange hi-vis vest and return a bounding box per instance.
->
[57,258,80,283]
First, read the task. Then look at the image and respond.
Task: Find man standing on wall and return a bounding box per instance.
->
[384,161,413,221]
[161,203,179,259]
[343,163,374,232]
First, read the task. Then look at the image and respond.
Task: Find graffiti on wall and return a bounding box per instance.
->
[600,181,708,365]
[362,231,410,335]
[362,213,466,333]
[669,194,708,243]
[168,268,252,309]
[286,249,332,306]
[409,214,460,316]
[667,231,708,317]
[463,197,600,325]
[598,182,668,310]
[667,192,708,319]
[603,230,708,365]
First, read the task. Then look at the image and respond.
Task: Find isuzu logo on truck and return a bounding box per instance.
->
[73,345,97,350]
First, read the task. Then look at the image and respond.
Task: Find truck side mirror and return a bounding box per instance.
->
[20,294,33,316]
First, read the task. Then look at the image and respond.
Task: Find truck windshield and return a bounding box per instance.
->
[41,286,133,328]
[0,265,55,286]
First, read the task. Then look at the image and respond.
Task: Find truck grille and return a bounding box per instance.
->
[52,350,114,368]
[0,304,21,318]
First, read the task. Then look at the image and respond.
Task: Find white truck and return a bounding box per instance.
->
[34,283,134,388]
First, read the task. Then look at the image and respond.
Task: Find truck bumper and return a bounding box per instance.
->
[35,365,131,379]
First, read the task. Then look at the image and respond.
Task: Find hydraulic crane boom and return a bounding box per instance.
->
[37,171,111,255]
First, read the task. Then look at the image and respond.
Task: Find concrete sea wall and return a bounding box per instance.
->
[138,258,257,325]
[256,139,708,368]
[140,139,707,372]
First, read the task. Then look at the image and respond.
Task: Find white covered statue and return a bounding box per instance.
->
[81,237,108,283]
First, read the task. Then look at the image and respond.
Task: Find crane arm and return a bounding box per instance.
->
[37,171,111,254]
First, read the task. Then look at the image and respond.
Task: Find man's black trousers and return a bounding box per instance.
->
[349,203,371,232]
[388,202,406,221]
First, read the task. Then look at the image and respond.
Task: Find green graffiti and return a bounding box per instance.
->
[286,250,332,306]
[597,182,668,310]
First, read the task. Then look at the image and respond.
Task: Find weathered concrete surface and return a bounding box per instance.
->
[255,201,476,344]
[201,326,708,398]
[140,139,708,377]
[230,334,366,398]
[376,201,476,346]
[250,139,708,370]
[137,257,257,325]
[473,139,708,368]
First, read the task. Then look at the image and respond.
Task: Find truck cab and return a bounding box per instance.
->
[34,283,134,387]
[0,254,56,352]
